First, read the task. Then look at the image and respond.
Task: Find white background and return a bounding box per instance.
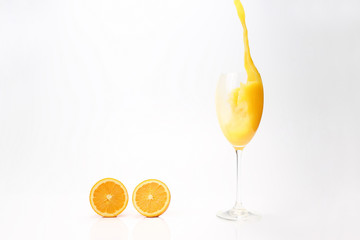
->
[1,0,360,239]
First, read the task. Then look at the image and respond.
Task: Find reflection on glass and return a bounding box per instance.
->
[133,218,170,240]
[90,218,128,240]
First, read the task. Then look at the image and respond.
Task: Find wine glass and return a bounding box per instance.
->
[215,71,263,221]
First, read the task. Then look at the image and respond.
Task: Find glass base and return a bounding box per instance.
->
[217,207,261,222]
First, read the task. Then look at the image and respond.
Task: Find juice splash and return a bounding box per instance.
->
[216,0,263,149]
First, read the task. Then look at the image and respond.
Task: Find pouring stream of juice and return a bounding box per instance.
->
[234,0,261,82]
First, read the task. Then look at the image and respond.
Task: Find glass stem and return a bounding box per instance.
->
[234,149,243,209]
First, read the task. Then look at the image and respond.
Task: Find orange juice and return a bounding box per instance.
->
[216,0,263,149]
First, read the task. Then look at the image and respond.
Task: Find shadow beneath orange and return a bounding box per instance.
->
[133,217,170,240]
[90,217,128,240]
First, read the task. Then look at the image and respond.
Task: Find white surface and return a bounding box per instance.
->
[1,0,360,239]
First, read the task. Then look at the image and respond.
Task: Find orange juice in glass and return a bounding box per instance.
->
[215,0,264,221]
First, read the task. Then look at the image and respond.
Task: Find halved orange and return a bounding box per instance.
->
[132,179,171,217]
[89,178,128,217]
